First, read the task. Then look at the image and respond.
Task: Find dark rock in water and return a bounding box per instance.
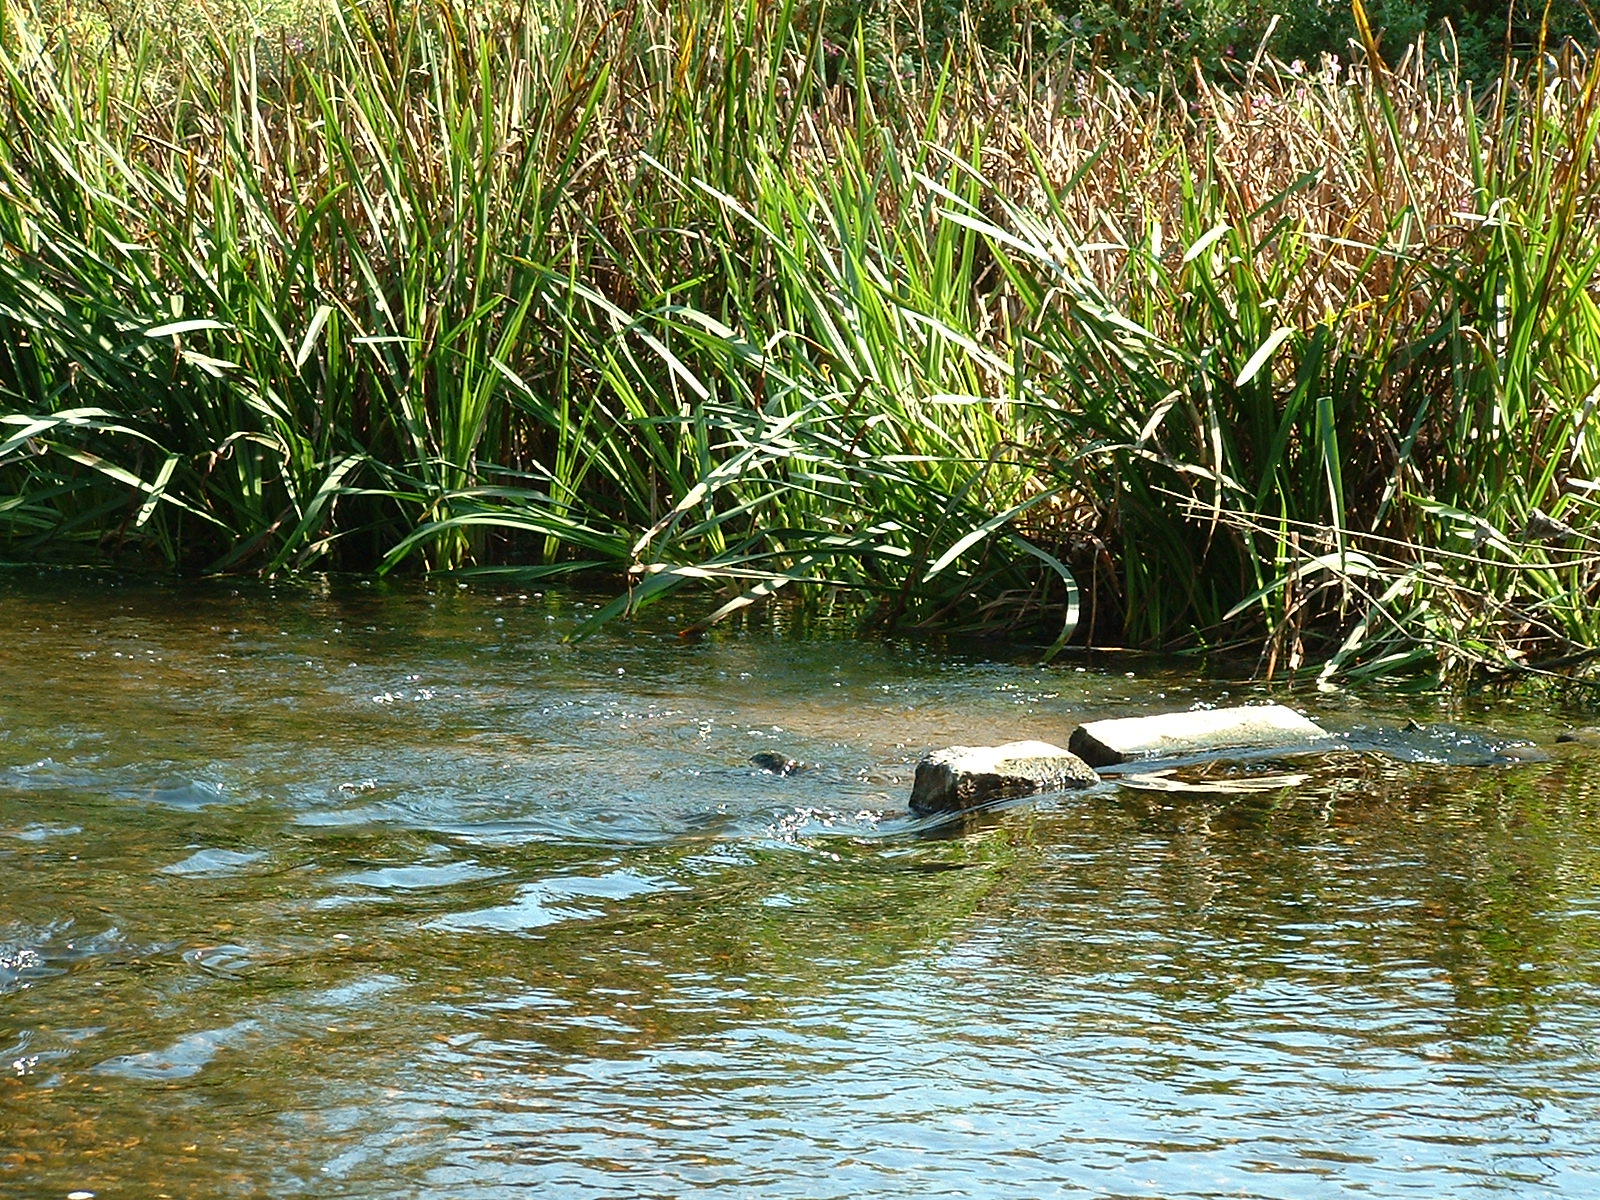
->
[1068,703,1329,768]
[1349,723,1547,765]
[910,740,1098,815]
[750,751,806,776]
[1556,727,1600,747]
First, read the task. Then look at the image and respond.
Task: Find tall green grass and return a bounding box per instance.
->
[948,36,1600,686]
[2,0,1600,687]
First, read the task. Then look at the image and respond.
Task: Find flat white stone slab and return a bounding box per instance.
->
[910,740,1098,815]
[1067,704,1328,768]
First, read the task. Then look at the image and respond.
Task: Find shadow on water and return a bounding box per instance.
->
[3,572,1600,1198]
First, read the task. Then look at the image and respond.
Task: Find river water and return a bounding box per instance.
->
[3,574,1598,1198]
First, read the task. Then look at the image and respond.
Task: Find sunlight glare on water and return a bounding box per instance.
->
[2,573,1599,1198]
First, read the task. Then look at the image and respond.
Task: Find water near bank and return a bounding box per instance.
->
[3,574,1598,1198]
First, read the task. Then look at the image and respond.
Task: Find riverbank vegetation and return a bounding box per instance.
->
[3,0,1600,689]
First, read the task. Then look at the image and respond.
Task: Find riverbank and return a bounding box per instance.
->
[2,0,1598,688]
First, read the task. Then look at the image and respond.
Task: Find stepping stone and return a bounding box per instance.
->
[1068,703,1329,768]
[910,740,1098,815]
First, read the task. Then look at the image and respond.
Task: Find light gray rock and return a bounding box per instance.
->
[910,740,1099,815]
[1067,703,1329,768]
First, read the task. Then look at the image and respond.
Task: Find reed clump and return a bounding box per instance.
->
[2,0,1599,689]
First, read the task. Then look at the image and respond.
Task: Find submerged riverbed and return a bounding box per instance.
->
[3,574,1599,1198]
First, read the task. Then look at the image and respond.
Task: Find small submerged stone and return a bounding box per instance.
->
[909,740,1098,815]
[750,751,807,776]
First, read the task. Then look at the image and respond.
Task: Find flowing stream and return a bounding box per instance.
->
[3,574,1599,1198]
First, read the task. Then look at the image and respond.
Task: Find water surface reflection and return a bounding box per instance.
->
[2,575,1598,1198]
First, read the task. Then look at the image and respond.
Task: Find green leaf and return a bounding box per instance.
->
[1234,328,1295,389]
